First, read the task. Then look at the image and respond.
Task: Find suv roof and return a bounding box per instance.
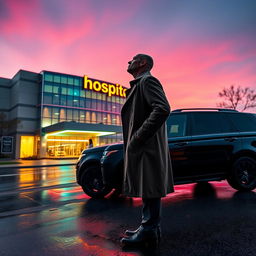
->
[172,108,238,112]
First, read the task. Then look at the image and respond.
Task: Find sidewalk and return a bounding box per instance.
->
[0,158,77,169]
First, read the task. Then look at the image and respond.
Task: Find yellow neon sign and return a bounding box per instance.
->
[83,76,127,97]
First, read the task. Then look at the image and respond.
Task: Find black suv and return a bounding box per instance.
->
[76,108,256,198]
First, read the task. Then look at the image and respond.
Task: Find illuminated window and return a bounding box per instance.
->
[74,89,79,96]
[91,112,96,123]
[68,88,73,96]
[44,84,52,93]
[117,115,120,125]
[61,76,67,84]
[92,92,97,99]
[97,93,102,100]
[86,111,91,122]
[45,74,53,82]
[43,107,51,118]
[107,114,111,124]
[111,96,116,103]
[60,109,66,120]
[53,75,60,83]
[52,119,58,125]
[42,118,51,127]
[103,113,107,124]
[53,86,59,94]
[53,108,60,120]
[20,136,35,158]
[80,90,85,97]
[86,91,91,98]
[79,111,85,122]
[68,77,73,85]
[112,114,116,125]
[74,78,80,86]
[61,87,67,95]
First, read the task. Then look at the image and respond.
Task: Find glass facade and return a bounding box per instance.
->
[40,71,125,158]
[41,72,125,128]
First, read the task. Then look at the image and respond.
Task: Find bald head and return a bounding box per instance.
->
[127,54,154,78]
[136,54,154,71]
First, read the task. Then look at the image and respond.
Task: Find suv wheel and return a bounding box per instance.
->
[227,157,256,191]
[81,165,112,198]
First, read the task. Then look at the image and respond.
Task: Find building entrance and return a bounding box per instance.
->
[43,128,122,159]
[20,136,36,158]
[46,136,91,158]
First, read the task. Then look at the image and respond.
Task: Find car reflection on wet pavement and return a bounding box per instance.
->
[1,166,256,255]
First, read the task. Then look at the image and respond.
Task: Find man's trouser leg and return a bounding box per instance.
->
[141,197,161,230]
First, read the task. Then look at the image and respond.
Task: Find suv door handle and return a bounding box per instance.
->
[174,142,188,146]
[224,137,237,142]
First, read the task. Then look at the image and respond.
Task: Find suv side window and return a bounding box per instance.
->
[226,113,256,132]
[167,114,187,137]
[190,112,236,136]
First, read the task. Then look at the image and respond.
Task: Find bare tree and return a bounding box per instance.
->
[217,85,256,111]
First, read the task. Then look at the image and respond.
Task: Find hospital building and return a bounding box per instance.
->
[0,70,127,159]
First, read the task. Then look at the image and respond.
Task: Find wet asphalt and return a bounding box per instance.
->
[0,166,256,256]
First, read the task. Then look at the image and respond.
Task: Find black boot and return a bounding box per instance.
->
[121,227,158,247]
[125,226,162,242]
[124,226,142,236]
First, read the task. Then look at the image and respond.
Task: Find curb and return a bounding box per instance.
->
[0,163,76,169]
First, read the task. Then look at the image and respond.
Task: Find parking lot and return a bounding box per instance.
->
[0,165,256,256]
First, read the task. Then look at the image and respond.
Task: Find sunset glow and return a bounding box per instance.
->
[1,0,255,110]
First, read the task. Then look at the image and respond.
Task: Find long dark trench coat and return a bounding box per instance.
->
[121,71,174,198]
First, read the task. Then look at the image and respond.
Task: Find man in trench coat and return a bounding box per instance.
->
[120,54,174,247]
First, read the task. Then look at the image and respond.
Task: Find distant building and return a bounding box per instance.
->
[0,70,127,159]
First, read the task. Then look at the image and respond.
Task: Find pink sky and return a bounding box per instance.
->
[0,0,256,111]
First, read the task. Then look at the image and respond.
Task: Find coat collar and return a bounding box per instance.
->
[121,71,151,114]
[129,71,152,88]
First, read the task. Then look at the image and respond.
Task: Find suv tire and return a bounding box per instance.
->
[227,156,256,191]
[81,164,112,198]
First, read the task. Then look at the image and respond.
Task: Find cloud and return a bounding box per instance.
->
[0,0,255,111]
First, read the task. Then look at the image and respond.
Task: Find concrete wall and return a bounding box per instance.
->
[0,77,11,120]
[0,70,42,159]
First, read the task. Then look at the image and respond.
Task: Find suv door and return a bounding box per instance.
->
[167,113,192,182]
[184,112,241,178]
